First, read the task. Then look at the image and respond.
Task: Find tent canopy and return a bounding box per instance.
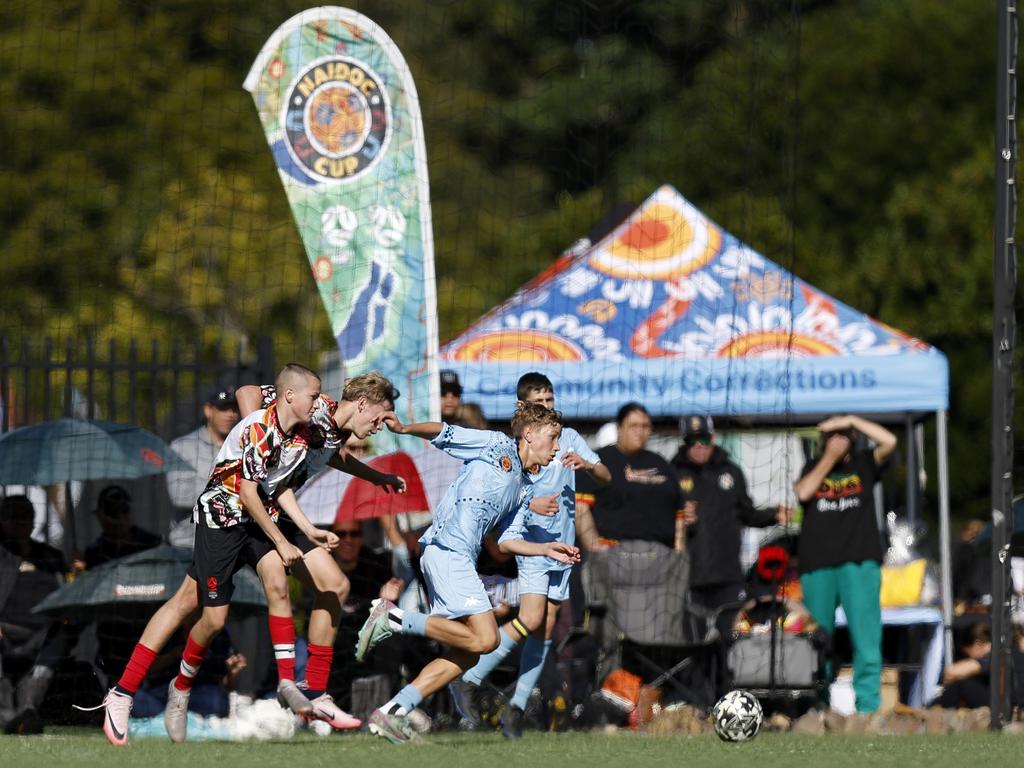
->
[441,185,948,420]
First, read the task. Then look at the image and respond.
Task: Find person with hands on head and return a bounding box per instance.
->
[794,414,897,714]
[448,371,610,738]
[355,401,580,744]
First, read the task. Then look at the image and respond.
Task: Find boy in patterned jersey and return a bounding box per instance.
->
[94,369,402,746]
[354,401,581,744]
[448,372,610,738]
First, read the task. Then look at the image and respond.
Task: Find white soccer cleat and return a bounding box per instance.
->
[355,598,395,662]
[277,679,313,716]
[100,688,133,746]
[164,681,190,743]
[306,693,362,730]
[368,707,417,744]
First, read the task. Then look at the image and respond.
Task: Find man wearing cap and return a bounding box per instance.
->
[166,387,241,525]
[671,416,789,639]
[439,370,462,422]
[83,486,161,569]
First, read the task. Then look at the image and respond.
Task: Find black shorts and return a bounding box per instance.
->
[188,519,318,607]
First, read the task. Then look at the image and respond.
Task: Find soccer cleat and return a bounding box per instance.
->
[164,681,190,743]
[306,693,362,730]
[448,678,482,728]
[277,679,313,716]
[501,704,524,740]
[101,688,133,746]
[355,598,394,662]
[368,707,417,744]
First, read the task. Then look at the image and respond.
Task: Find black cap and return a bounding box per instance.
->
[680,415,714,440]
[206,386,237,408]
[440,370,462,396]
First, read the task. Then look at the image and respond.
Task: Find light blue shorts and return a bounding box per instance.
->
[516,560,570,602]
[420,544,492,618]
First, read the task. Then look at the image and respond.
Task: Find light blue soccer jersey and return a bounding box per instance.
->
[519,426,599,573]
[418,424,533,561]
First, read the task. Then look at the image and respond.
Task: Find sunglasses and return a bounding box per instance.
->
[685,436,712,446]
[334,530,362,539]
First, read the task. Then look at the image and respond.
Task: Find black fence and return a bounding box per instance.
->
[0,336,274,440]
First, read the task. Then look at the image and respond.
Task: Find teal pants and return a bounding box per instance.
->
[800,561,882,713]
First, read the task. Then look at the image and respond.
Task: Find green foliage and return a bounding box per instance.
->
[0,0,1017,517]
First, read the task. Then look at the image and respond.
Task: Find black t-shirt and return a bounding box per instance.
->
[797,449,884,573]
[578,445,683,548]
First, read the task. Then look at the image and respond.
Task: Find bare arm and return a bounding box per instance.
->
[561,453,612,486]
[574,497,605,552]
[235,385,264,418]
[238,478,302,566]
[273,487,337,550]
[793,439,848,504]
[327,451,406,493]
[383,414,443,441]
[818,414,897,466]
[498,538,581,564]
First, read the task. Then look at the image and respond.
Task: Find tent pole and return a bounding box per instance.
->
[904,415,917,527]
[936,409,953,667]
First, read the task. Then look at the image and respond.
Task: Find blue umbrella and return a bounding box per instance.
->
[0,418,189,485]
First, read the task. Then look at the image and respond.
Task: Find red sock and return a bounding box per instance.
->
[305,643,333,695]
[174,635,208,692]
[268,615,296,683]
[116,643,158,695]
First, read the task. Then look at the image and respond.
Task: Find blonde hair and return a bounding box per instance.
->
[342,371,399,406]
[510,400,562,438]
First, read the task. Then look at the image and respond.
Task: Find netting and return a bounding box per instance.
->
[0,0,1010,733]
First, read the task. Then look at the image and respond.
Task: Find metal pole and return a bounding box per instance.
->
[936,410,954,667]
[990,0,1018,730]
[904,416,917,528]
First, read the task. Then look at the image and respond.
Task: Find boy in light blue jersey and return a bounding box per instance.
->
[449,372,611,738]
[355,401,580,744]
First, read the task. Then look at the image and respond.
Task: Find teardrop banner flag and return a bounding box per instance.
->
[244,7,440,440]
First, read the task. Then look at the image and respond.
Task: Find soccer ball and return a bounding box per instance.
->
[711,690,763,742]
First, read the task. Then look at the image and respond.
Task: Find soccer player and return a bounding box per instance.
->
[448,372,610,738]
[354,401,581,744]
[95,369,402,745]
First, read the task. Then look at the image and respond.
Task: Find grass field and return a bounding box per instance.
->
[1,728,1020,768]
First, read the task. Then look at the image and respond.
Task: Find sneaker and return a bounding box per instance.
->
[164,681,190,743]
[448,678,482,728]
[306,693,361,730]
[355,598,394,662]
[368,707,416,744]
[502,704,524,740]
[277,679,313,716]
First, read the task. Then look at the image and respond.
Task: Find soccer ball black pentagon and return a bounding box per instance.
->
[711,690,763,742]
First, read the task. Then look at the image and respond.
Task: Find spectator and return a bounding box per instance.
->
[794,414,897,714]
[933,622,992,709]
[454,402,487,429]
[0,495,68,734]
[576,403,684,552]
[439,370,463,422]
[165,387,240,525]
[82,486,162,569]
[671,415,790,638]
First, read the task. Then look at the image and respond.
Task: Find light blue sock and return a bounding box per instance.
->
[401,611,429,636]
[388,683,423,715]
[463,630,519,686]
[510,638,552,710]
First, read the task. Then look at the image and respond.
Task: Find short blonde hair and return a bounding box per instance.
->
[342,371,399,407]
[510,400,563,438]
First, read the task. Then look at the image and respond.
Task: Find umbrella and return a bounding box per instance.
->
[32,545,266,618]
[296,447,461,526]
[0,418,189,485]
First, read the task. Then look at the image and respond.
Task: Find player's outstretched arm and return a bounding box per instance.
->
[498,538,581,564]
[382,413,443,440]
[326,451,406,493]
[235,385,264,418]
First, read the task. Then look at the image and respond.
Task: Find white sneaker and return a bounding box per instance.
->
[307,693,362,730]
[164,681,190,743]
[277,679,313,716]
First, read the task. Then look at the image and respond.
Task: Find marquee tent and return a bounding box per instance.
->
[440,184,953,660]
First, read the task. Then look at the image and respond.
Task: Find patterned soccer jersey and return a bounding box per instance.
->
[259,385,342,478]
[194,403,319,529]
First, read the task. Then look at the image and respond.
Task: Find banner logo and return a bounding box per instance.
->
[283,56,390,184]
